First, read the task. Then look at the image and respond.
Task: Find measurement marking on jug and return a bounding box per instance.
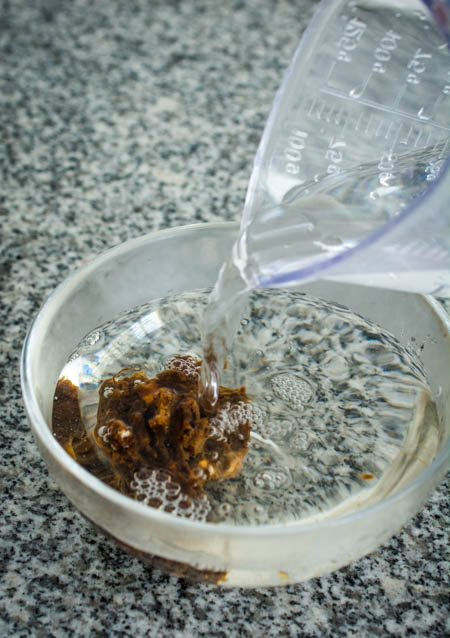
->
[325,137,346,175]
[307,96,327,121]
[284,130,308,176]
[442,72,450,102]
[374,118,384,138]
[335,16,367,64]
[324,103,336,124]
[384,120,393,141]
[388,122,403,150]
[424,138,450,182]
[420,91,448,121]
[425,157,445,182]
[354,111,364,132]
[399,126,413,146]
[372,30,402,77]
[340,109,351,136]
[406,48,432,86]
[334,105,348,128]
[417,105,430,121]
[326,60,337,84]
[413,8,429,23]
[316,100,326,120]
[364,114,374,135]
[414,129,423,148]
[307,97,317,118]
[377,151,398,187]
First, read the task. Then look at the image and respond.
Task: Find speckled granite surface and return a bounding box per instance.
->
[1,0,449,636]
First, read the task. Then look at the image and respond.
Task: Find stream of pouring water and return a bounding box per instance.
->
[200,260,250,410]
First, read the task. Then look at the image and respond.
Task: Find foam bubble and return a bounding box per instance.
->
[208,401,263,441]
[166,355,200,380]
[252,467,291,491]
[243,403,267,430]
[97,425,110,443]
[131,467,210,521]
[290,428,309,449]
[254,418,293,440]
[271,373,313,409]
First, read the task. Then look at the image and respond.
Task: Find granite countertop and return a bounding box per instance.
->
[1,0,449,636]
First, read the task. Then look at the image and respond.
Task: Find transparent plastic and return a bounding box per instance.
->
[237,0,450,296]
[21,223,450,587]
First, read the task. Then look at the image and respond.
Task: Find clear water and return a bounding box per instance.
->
[60,288,442,526]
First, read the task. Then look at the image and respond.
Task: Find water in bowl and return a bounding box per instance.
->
[56,287,442,526]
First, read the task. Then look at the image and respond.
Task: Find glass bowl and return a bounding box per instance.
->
[21,222,450,587]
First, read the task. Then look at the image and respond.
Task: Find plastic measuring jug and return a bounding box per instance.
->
[235,0,450,297]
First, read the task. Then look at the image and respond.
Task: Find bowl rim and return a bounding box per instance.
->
[21,221,450,538]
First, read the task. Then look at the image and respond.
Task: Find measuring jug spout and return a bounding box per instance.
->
[239,0,450,297]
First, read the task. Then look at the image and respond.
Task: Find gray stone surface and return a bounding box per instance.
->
[1,0,448,636]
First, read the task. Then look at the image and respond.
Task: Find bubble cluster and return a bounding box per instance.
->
[252,468,291,491]
[130,468,210,521]
[271,373,313,410]
[97,422,134,447]
[97,424,111,444]
[166,355,200,380]
[255,418,293,440]
[243,403,268,430]
[289,427,309,449]
[208,401,262,441]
